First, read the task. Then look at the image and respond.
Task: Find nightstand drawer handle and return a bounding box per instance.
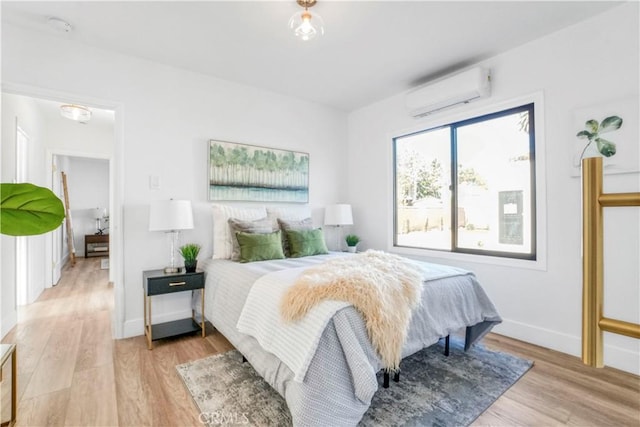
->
[169,281,186,287]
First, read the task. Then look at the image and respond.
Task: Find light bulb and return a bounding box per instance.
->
[289,7,324,41]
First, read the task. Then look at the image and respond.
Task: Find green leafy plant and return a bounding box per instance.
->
[345,234,360,247]
[179,243,201,262]
[1,183,65,236]
[576,115,622,159]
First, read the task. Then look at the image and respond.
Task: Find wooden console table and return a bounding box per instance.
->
[85,234,109,258]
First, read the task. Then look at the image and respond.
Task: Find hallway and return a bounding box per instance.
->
[2,258,115,425]
[1,257,231,426]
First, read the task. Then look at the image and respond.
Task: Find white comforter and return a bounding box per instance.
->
[237,267,349,382]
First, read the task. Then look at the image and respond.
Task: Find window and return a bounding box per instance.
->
[393,103,536,260]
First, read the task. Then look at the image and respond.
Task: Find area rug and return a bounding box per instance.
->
[176,337,532,426]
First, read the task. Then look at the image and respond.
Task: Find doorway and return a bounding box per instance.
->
[52,154,111,284]
[1,88,123,340]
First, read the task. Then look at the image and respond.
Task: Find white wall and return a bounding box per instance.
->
[1,93,47,335]
[44,109,114,158]
[2,23,349,338]
[347,3,639,374]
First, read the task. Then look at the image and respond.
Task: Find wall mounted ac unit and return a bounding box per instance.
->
[406,67,491,118]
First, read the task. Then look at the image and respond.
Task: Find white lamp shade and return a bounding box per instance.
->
[149,200,194,231]
[324,204,353,226]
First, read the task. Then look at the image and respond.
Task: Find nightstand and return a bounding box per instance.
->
[1,344,16,427]
[142,269,205,350]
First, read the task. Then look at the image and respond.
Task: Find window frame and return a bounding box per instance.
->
[391,97,542,265]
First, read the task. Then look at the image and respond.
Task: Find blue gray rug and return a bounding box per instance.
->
[176,337,532,426]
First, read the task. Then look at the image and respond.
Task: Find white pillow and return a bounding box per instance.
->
[212,204,267,259]
[266,206,312,228]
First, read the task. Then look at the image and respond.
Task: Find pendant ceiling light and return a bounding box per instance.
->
[60,104,91,123]
[289,0,325,41]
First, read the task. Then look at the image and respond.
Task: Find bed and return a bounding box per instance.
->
[197,251,501,426]
[194,204,501,426]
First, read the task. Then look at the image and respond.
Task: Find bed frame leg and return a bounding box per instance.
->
[242,356,247,363]
[444,335,450,356]
[393,371,400,382]
[383,372,390,388]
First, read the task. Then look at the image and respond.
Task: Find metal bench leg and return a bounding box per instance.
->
[444,335,450,356]
[383,372,390,388]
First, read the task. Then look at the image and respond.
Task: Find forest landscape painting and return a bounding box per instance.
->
[208,140,309,203]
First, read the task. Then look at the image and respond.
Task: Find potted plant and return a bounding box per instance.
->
[179,243,201,273]
[345,234,360,253]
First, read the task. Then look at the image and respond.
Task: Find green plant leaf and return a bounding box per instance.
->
[585,119,599,133]
[179,243,201,261]
[595,137,617,157]
[345,234,360,246]
[1,183,65,236]
[576,130,594,140]
[599,116,623,133]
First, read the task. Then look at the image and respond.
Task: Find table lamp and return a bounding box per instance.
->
[324,204,353,251]
[149,199,194,273]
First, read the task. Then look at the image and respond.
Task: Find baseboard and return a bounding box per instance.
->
[122,308,193,339]
[494,318,640,375]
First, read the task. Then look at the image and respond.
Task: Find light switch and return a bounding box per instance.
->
[149,175,160,190]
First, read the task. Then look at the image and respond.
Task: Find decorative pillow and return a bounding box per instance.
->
[235,230,285,263]
[267,206,312,228]
[278,217,314,256]
[229,217,274,261]
[212,204,267,259]
[286,228,329,258]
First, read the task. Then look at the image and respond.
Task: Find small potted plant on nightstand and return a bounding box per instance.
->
[345,234,360,253]
[179,243,201,273]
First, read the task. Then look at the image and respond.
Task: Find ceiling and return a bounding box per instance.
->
[2,1,621,112]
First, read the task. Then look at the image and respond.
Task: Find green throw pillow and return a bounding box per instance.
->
[286,228,329,258]
[235,230,285,263]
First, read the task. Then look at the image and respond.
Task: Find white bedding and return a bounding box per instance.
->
[237,267,349,382]
[199,253,501,426]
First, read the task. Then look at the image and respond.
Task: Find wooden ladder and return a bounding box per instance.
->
[582,157,640,367]
[61,171,76,267]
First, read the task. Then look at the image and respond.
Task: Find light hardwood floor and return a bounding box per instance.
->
[2,257,639,426]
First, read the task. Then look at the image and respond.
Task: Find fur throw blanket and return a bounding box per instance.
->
[280,250,423,372]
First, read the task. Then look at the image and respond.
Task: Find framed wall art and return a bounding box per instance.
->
[208,140,309,203]
[571,96,639,176]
